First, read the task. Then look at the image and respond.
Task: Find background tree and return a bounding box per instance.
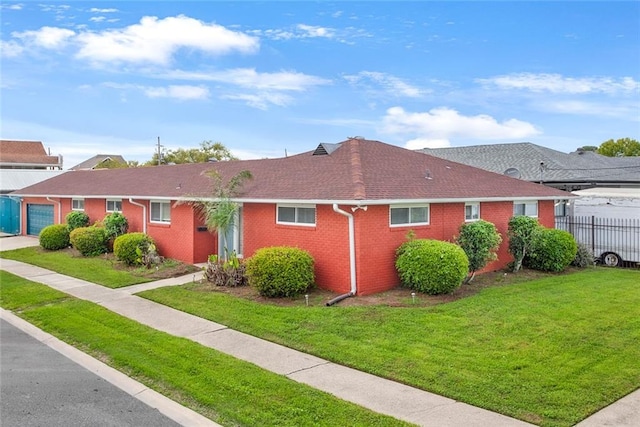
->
[576,146,598,152]
[145,140,238,166]
[597,138,640,157]
[100,158,129,169]
[456,220,502,283]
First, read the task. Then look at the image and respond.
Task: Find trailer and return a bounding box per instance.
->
[563,188,640,266]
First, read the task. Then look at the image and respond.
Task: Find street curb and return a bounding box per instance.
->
[0,308,221,427]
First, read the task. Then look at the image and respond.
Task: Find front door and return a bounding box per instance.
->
[218,206,243,259]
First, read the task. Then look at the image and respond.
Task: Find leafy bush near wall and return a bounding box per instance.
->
[39,224,70,251]
[527,228,578,272]
[507,216,542,272]
[245,246,314,297]
[456,220,502,282]
[69,226,108,256]
[113,232,155,266]
[103,212,129,241]
[396,239,469,295]
[65,211,90,231]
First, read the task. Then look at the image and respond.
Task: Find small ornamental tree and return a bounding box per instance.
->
[456,220,502,283]
[507,216,541,272]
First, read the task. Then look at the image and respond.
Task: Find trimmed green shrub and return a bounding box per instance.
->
[395,239,469,295]
[527,228,578,272]
[572,243,595,268]
[39,224,70,251]
[113,232,155,266]
[103,212,129,241]
[245,246,314,297]
[456,220,502,282]
[69,226,108,256]
[507,216,541,272]
[65,211,90,231]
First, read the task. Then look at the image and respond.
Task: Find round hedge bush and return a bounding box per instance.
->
[65,211,90,231]
[39,224,70,251]
[527,228,578,272]
[395,239,469,295]
[245,246,314,297]
[69,226,108,256]
[113,232,155,266]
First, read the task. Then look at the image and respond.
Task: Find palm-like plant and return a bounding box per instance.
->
[193,169,252,260]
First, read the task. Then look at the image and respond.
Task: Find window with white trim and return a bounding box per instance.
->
[277,204,316,226]
[513,201,538,217]
[465,203,480,222]
[390,205,429,226]
[106,199,122,213]
[150,201,171,223]
[71,198,84,211]
[554,199,569,217]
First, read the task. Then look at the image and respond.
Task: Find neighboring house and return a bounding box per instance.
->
[0,140,65,234]
[12,138,570,295]
[0,140,63,170]
[421,143,640,192]
[71,154,127,170]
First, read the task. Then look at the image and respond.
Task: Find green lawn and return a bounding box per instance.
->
[0,246,192,288]
[138,268,640,427]
[0,271,410,427]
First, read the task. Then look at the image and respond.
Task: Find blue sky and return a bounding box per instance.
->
[1,1,639,169]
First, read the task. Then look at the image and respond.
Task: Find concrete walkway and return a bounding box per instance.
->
[1,236,638,426]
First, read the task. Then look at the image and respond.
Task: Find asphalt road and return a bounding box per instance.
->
[0,318,181,427]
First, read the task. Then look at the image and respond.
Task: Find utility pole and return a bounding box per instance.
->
[156,136,163,166]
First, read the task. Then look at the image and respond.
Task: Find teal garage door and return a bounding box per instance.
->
[27,204,53,236]
[0,196,20,235]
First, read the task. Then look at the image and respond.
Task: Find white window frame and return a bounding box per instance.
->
[465,202,480,222]
[71,198,84,211]
[513,201,538,218]
[390,204,430,227]
[150,201,171,224]
[276,204,316,226]
[554,199,569,217]
[106,199,122,213]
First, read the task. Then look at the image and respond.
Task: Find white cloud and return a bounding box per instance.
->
[144,85,210,100]
[296,24,335,38]
[1,3,23,10]
[404,138,451,150]
[221,92,293,110]
[0,40,24,57]
[161,68,331,91]
[380,106,540,145]
[74,15,259,65]
[89,8,118,13]
[345,71,424,98]
[539,100,640,119]
[89,16,106,23]
[12,26,75,49]
[477,73,640,95]
[102,82,210,100]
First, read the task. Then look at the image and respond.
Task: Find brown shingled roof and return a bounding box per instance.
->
[13,139,570,202]
[0,140,62,166]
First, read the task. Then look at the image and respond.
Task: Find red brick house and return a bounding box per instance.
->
[13,139,570,295]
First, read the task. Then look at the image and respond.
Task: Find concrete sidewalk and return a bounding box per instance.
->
[1,236,638,426]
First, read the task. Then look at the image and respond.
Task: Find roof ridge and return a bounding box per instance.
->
[349,139,366,200]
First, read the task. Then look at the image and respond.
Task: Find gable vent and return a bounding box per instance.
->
[313,143,340,156]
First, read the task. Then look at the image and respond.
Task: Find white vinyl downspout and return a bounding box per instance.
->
[46,197,61,223]
[129,198,147,234]
[332,204,357,295]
